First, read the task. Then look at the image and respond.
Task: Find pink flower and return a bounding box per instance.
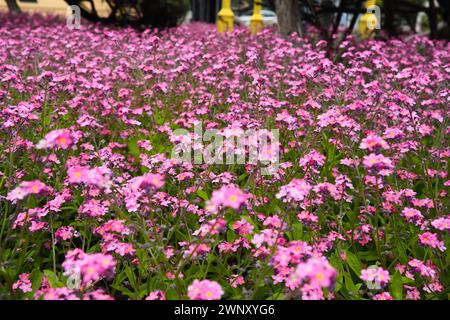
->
[12,273,32,293]
[67,166,112,189]
[137,140,153,151]
[6,180,52,203]
[373,292,394,300]
[43,287,79,300]
[405,286,421,300]
[294,257,337,289]
[78,199,108,217]
[313,182,340,200]
[251,233,265,248]
[103,241,136,257]
[423,281,443,293]
[300,283,325,300]
[361,266,390,288]
[62,249,116,286]
[127,173,165,191]
[95,219,131,239]
[418,232,446,252]
[276,179,312,202]
[401,207,424,225]
[67,166,89,184]
[84,166,113,189]
[183,243,211,258]
[206,185,249,213]
[193,218,226,236]
[363,153,394,175]
[36,128,74,150]
[297,211,319,224]
[383,128,404,140]
[431,216,450,231]
[340,158,358,167]
[30,221,47,232]
[138,173,165,189]
[55,226,78,242]
[360,133,389,152]
[145,290,166,300]
[82,289,114,300]
[299,149,326,172]
[233,218,254,235]
[273,247,292,267]
[251,229,280,248]
[187,279,224,300]
[227,275,245,288]
[408,259,436,279]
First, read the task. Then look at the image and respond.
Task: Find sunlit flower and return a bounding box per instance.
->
[188,279,223,300]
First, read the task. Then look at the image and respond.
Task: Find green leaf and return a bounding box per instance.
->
[267,293,286,300]
[329,254,341,270]
[236,172,249,184]
[112,285,135,298]
[253,284,270,299]
[154,109,165,125]
[43,270,62,288]
[165,287,179,300]
[30,270,43,291]
[196,189,209,201]
[292,222,303,240]
[334,274,343,292]
[128,138,141,159]
[345,251,362,276]
[389,272,403,300]
[357,251,379,261]
[344,274,360,299]
[124,267,137,288]
[396,242,409,264]
[227,229,236,242]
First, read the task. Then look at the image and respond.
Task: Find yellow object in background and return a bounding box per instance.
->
[250,0,263,34]
[217,0,234,33]
[358,0,378,38]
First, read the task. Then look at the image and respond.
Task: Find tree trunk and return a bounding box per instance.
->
[384,0,397,37]
[6,0,21,13]
[428,0,437,39]
[275,0,302,36]
[438,0,450,27]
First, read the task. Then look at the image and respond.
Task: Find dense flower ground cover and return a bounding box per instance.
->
[0,13,449,300]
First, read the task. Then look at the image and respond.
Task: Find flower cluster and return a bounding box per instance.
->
[187,279,224,300]
[2,13,448,301]
[62,249,116,286]
[7,180,53,203]
[361,266,391,289]
[206,185,250,213]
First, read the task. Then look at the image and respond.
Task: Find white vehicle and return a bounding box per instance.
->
[235,8,278,27]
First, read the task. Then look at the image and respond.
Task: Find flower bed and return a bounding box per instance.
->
[0,13,449,300]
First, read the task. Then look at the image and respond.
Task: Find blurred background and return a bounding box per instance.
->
[0,0,448,39]
[0,0,109,16]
